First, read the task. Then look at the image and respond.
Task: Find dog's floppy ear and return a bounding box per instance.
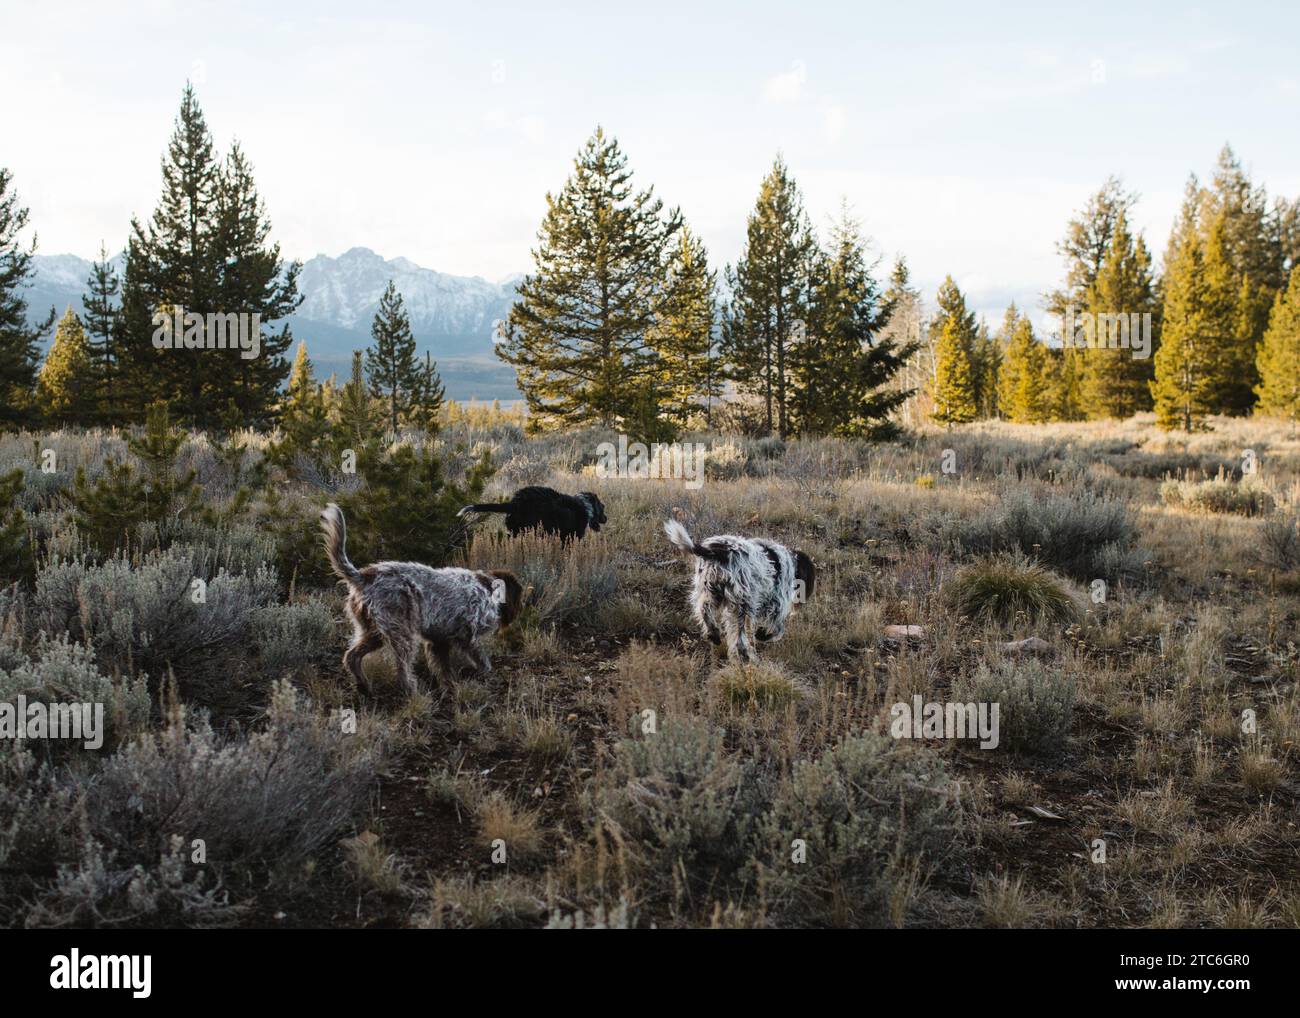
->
[486,569,525,627]
[793,551,816,603]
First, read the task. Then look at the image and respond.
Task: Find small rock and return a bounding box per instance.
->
[883,624,926,642]
[1002,637,1054,657]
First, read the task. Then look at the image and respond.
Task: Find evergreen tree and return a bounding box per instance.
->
[37,308,95,424]
[1048,346,1087,421]
[650,225,719,427]
[793,209,915,437]
[1046,176,1138,318]
[971,319,1001,418]
[82,243,121,422]
[269,341,332,474]
[211,143,303,425]
[1255,268,1300,426]
[1198,213,1251,415]
[338,350,383,452]
[722,156,815,437]
[409,351,447,432]
[365,281,422,432]
[497,127,682,429]
[1151,229,1219,431]
[120,83,221,418]
[929,276,978,425]
[1080,209,1159,418]
[0,168,53,426]
[118,85,300,427]
[996,309,1052,423]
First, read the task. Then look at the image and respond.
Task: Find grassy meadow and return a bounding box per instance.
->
[2,409,1299,929]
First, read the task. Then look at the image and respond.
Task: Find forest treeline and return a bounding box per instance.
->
[2,86,1299,437]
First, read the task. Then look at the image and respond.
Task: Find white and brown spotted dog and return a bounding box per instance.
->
[321,503,524,695]
[664,519,815,662]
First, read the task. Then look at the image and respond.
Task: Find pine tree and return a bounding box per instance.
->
[1079,210,1159,418]
[930,276,978,425]
[650,225,719,427]
[997,309,1052,423]
[722,156,816,437]
[497,127,682,429]
[1047,176,1138,318]
[68,401,200,554]
[1049,346,1087,421]
[0,167,54,426]
[409,352,446,432]
[118,85,300,427]
[1152,228,1219,431]
[82,243,120,423]
[971,319,1001,418]
[119,83,221,418]
[1255,268,1300,426]
[338,350,382,453]
[365,281,422,432]
[269,341,332,474]
[793,209,915,437]
[37,308,95,424]
[211,143,302,425]
[1199,213,1251,415]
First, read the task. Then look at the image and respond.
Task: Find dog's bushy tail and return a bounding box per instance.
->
[457,502,512,518]
[664,519,729,563]
[321,503,363,586]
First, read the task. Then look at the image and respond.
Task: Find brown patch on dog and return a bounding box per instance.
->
[477,569,525,627]
[793,551,816,603]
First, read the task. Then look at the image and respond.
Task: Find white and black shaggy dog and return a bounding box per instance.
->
[321,503,524,696]
[458,486,607,543]
[664,519,815,662]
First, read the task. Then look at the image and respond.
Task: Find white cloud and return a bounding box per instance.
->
[764,60,807,103]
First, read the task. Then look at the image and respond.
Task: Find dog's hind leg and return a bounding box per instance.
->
[723,609,755,663]
[343,624,383,695]
[697,601,725,655]
[385,630,420,697]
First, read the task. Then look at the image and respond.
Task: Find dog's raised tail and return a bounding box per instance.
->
[320,503,362,586]
[664,519,729,562]
[457,501,512,518]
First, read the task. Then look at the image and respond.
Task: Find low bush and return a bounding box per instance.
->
[755,732,964,928]
[955,659,1076,755]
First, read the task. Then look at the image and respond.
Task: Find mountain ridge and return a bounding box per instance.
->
[24,247,523,400]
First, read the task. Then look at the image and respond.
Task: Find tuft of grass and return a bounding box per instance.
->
[711,660,805,711]
[340,830,408,897]
[475,792,545,865]
[947,556,1079,627]
[975,873,1038,928]
[417,875,545,929]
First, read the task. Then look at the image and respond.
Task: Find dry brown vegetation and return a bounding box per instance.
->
[2,411,1299,928]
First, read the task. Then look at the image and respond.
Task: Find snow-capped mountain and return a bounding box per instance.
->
[295,246,517,349]
[25,247,524,399]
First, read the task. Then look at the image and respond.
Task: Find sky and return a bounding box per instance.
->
[4,0,1299,328]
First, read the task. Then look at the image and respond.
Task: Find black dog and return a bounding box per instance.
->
[458,486,607,542]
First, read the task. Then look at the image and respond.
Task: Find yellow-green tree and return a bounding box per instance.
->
[1151,230,1220,431]
[1080,210,1158,419]
[1255,268,1300,425]
[930,277,978,425]
[37,308,95,423]
[997,311,1052,423]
